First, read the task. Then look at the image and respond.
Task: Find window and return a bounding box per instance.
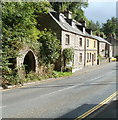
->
[94,41,96,48]
[87,39,89,47]
[65,34,70,45]
[79,53,82,62]
[80,38,82,46]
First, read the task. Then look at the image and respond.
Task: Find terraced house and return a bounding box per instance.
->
[84,30,98,67]
[38,11,111,72]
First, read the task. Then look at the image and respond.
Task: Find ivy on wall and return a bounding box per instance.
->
[63,48,74,67]
[38,29,61,65]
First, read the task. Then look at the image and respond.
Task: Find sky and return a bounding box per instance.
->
[84,0,117,24]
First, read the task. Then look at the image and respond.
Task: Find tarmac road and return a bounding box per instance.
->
[2,62,117,119]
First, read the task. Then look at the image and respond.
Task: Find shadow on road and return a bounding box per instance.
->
[55,100,117,120]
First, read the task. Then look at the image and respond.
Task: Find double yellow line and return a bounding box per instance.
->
[74,91,118,120]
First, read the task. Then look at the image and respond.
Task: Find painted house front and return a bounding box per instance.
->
[85,36,98,66]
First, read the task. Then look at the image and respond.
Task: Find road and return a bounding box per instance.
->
[85,99,117,120]
[2,62,117,119]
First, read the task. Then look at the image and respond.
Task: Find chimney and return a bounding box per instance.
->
[100,33,105,38]
[64,11,72,19]
[86,29,93,35]
[79,19,86,27]
[96,32,100,37]
[77,25,85,34]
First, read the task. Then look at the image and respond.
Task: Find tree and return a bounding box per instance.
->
[2,2,50,85]
[101,17,118,38]
[38,29,61,65]
[50,2,88,21]
[87,20,101,32]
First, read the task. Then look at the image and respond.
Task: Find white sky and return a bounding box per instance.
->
[88,0,118,2]
[84,1,117,24]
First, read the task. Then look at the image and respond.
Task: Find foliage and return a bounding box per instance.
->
[63,48,74,63]
[50,2,88,21]
[2,2,50,84]
[87,20,101,32]
[24,72,42,83]
[22,71,72,84]
[97,54,105,61]
[52,71,72,78]
[38,29,61,64]
[101,17,118,38]
[63,66,72,72]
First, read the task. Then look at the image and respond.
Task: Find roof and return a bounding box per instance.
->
[49,11,111,43]
[92,35,111,44]
[49,12,93,38]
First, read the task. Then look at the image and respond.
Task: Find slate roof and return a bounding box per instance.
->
[49,11,111,44]
[92,35,111,44]
[49,12,87,37]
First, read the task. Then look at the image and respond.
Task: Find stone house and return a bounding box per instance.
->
[107,36,118,57]
[14,11,112,75]
[37,11,100,71]
[92,35,112,64]
[15,10,112,75]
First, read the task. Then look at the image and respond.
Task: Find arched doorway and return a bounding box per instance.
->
[23,51,36,74]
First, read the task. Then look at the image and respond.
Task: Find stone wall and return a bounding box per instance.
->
[17,47,38,78]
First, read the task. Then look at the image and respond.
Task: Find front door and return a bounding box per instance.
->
[92,54,94,66]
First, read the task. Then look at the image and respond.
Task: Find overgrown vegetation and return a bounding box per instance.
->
[1,2,71,88]
[38,29,61,64]
[23,71,72,83]
[63,48,74,72]
[101,17,118,39]
[50,2,88,21]
[1,2,54,87]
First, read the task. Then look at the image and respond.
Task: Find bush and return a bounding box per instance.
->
[52,71,72,78]
[38,29,61,64]
[24,72,42,83]
[63,48,74,63]
[63,66,72,72]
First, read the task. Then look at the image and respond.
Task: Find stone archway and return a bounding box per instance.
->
[17,48,38,78]
[23,51,36,74]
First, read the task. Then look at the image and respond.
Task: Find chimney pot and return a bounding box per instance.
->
[64,11,72,19]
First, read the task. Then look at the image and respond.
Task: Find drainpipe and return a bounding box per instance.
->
[84,37,86,67]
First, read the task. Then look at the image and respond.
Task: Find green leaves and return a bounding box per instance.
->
[50,2,88,21]
[87,20,101,32]
[2,2,51,84]
[63,48,74,62]
[102,17,118,38]
[38,29,61,64]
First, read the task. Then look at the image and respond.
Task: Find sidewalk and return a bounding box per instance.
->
[72,61,113,77]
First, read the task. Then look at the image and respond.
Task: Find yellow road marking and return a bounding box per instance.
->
[74,91,118,120]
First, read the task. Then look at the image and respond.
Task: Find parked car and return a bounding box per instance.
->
[110,57,117,62]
